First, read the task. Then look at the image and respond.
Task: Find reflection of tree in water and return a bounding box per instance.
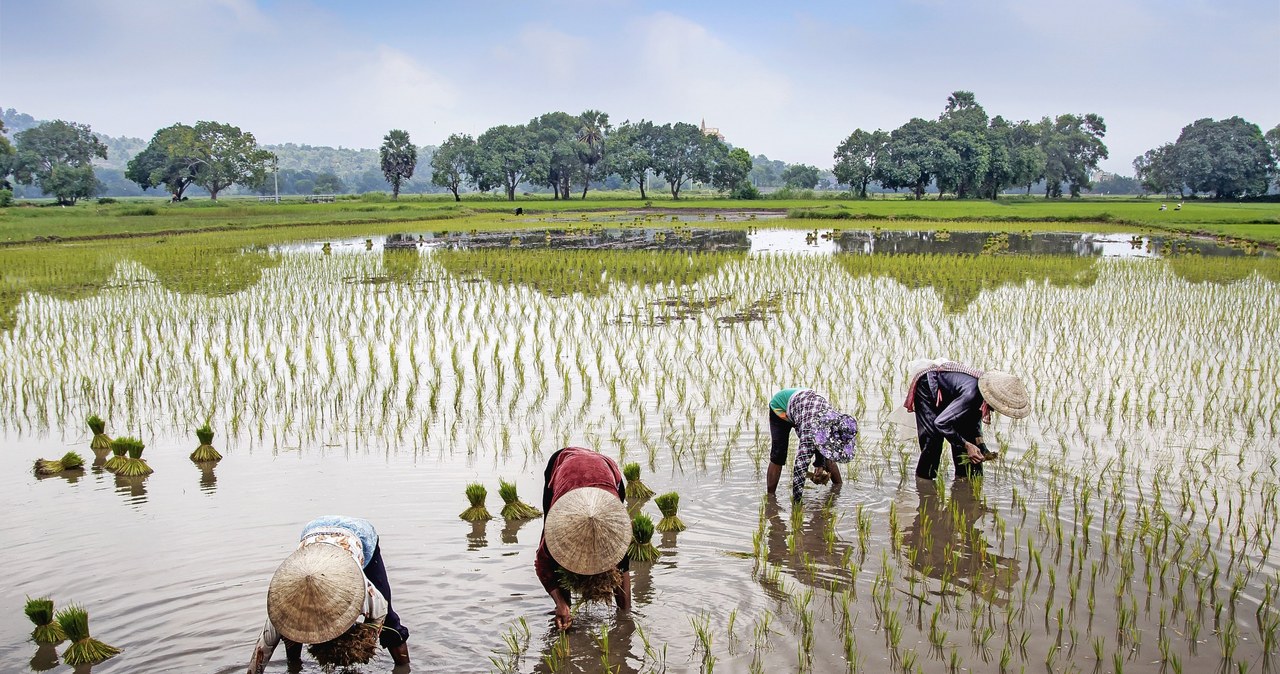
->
[834,253,1098,314]
[0,246,118,330]
[901,479,1019,606]
[1165,255,1280,286]
[759,490,858,597]
[435,249,744,298]
[381,243,426,284]
[130,241,280,296]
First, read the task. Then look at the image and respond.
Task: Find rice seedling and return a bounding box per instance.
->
[56,605,120,665]
[307,619,382,667]
[628,513,661,562]
[103,436,134,473]
[114,436,153,476]
[189,423,222,462]
[460,482,493,521]
[623,462,656,500]
[654,492,686,533]
[86,414,111,450]
[33,451,84,475]
[24,597,66,645]
[497,478,540,520]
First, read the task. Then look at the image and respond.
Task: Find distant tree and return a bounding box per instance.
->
[833,129,888,198]
[1008,120,1047,195]
[1041,114,1107,198]
[1133,145,1182,196]
[528,112,583,199]
[380,129,417,199]
[936,91,990,198]
[0,119,14,189]
[11,120,107,204]
[781,163,821,189]
[1268,124,1280,191]
[875,118,952,200]
[430,133,476,201]
[126,123,202,200]
[651,122,715,199]
[190,121,275,201]
[603,120,656,198]
[472,124,537,200]
[711,147,753,193]
[313,172,344,194]
[749,154,787,189]
[1172,117,1271,198]
[577,110,610,198]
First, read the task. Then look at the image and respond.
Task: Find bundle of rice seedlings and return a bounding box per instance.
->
[190,423,222,462]
[622,462,655,500]
[654,492,686,533]
[33,452,85,476]
[56,605,120,665]
[24,597,66,645]
[498,478,541,520]
[308,619,382,667]
[115,437,153,477]
[555,568,623,603]
[87,415,112,451]
[627,513,661,562]
[104,437,134,473]
[459,482,493,521]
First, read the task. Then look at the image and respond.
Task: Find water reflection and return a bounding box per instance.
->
[760,490,856,596]
[902,479,1018,605]
[35,466,84,485]
[500,517,531,545]
[198,462,218,494]
[130,241,281,297]
[29,643,59,672]
[91,448,111,471]
[467,520,489,550]
[530,617,639,674]
[114,474,148,505]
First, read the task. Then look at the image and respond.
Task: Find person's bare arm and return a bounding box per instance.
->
[550,587,574,630]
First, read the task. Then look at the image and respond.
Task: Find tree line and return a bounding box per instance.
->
[1133,117,1279,198]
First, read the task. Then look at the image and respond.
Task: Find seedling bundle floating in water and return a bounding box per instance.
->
[113,437,153,477]
[56,605,120,665]
[308,619,382,667]
[190,423,222,462]
[459,482,493,521]
[623,462,655,500]
[33,452,84,476]
[498,478,541,520]
[627,513,661,562]
[24,597,65,645]
[86,415,111,451]
[103,437,133,473]
[654,492,686,532]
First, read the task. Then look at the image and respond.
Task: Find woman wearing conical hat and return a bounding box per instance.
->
[246,516,410,673]
[536,447,633,631]
[904,360,1031,480]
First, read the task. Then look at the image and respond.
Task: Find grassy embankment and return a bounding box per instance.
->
[2,191,1277,245]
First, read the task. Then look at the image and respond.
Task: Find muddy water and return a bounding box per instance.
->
[2,229,1278,673]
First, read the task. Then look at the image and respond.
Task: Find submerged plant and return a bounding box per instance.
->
[56,605,120,665]
[628,513,661,562]
[86,415,111,451]
[104,437,137,473]
[623,462,656,500]
[308,619,382,667]
[654,492,686,533]
[460,482,493,521]
[114,437,153,477]
[190,423,222,462]
[33,452,85,476]
[498,478,541,520]
[24,597,66,645]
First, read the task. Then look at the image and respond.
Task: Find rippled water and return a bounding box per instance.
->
[2,229,1277,673]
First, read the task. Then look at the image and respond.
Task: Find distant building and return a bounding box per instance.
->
[700,119,724,141]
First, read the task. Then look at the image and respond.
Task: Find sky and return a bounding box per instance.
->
[1,0,1277,175]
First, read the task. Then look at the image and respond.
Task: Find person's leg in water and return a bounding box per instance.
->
[766,410,793,494]
[914,378,947,479]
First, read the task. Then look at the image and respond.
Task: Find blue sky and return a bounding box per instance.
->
[2,0,1277,175]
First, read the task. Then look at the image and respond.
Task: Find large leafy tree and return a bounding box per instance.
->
[129,121,275,201]
[380,129,417,200]
[471,124,537,200]
[125,123,203,200]
[1133,144,1182,196]
[1041,114,1107,198]
[11,120,107,204]
[602,120,656,199]
[577,110,610,199]
[0,120,14,190]
[528,112,583,199]
[430,133,476,202]
[936,92,990,198]
[833,129,888,198]
[651,122,715,199]
[711,147,753,193]
[1171,117,1271,198]
[781,163,821,189]
[1267,124,1280,192]
[875,118,953,200]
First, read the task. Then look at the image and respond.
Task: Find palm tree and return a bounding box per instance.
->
[577,110,610,199]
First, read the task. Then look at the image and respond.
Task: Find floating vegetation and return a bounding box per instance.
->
[103,437,134,473]
[498,479,540,520]
[307,619,381,667]
[622,462,655,500]
[460,482,493,521]
[189,423,222,462]
[24,597,66,645]
[86,414,111,451]
[33,451,84,476]
[654,492,686,533]
[114,437,153,477]
[627,513,661,562]
[56,605,120,665]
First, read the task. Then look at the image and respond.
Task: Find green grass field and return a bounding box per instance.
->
[3,191,1277,245]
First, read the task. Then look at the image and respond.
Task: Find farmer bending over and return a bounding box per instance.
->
[536,446,632,631]
[247,516,410,673]
[904,360,1030,480]
[767,388,859,501]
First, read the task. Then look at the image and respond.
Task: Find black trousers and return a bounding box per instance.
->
[768,410,827,470]
[364,544,410,649]
[912,378,982,480]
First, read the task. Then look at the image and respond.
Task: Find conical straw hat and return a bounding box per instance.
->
[266,544,365,644]
[545,487,631,576]
[978,371,1031,419]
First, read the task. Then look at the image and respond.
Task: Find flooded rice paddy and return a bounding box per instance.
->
[1,228,1278,673]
